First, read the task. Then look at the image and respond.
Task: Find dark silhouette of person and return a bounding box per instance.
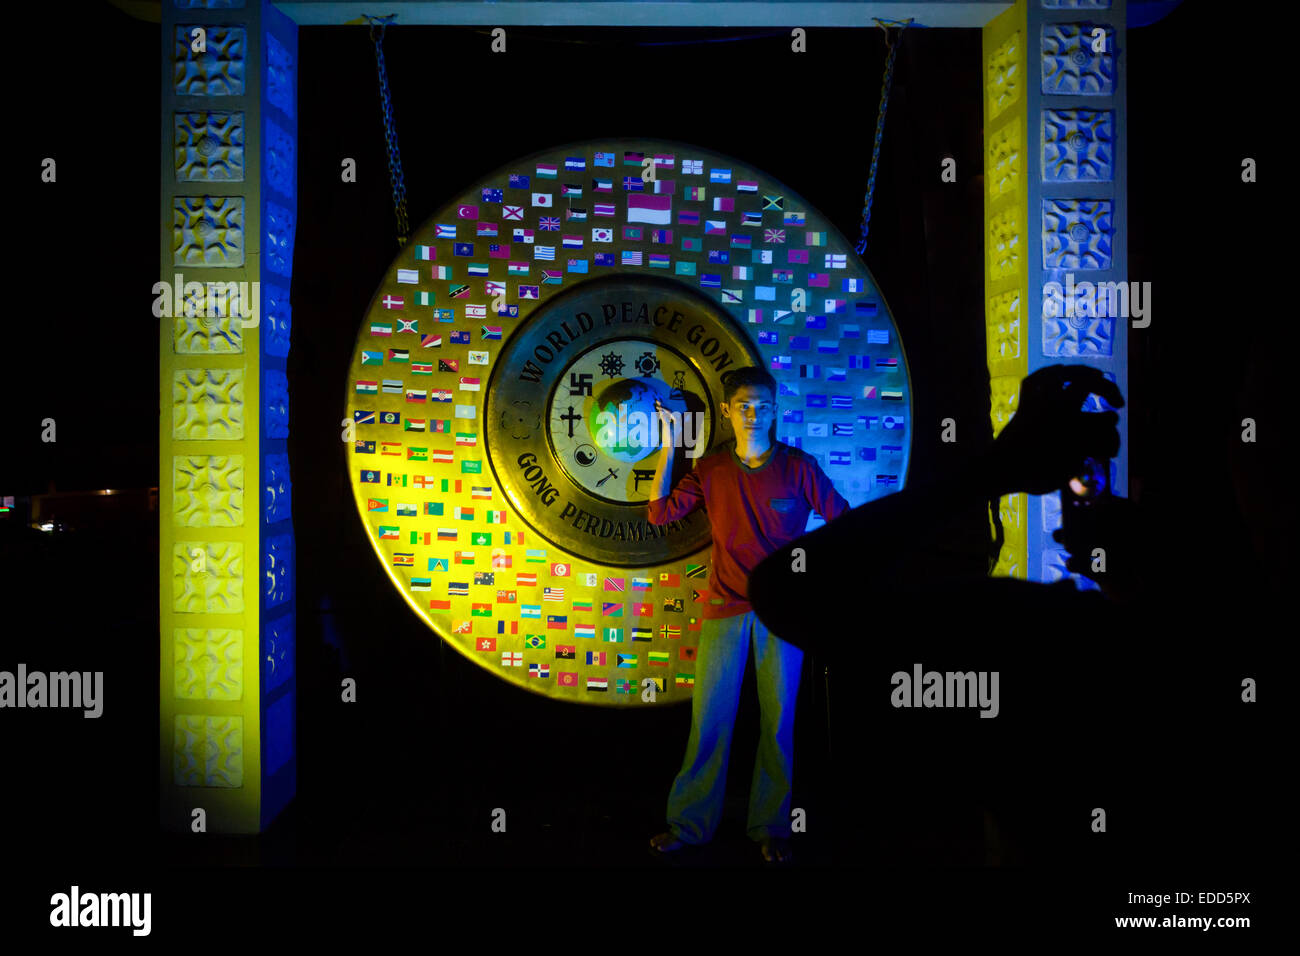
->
[748,364,1128,642]
[745,364,1137,865]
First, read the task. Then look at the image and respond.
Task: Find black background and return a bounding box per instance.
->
[0,0,1282,937]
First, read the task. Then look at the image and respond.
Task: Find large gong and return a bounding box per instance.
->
[347,139,913,705]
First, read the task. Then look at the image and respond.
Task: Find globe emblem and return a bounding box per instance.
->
[588,377,669,464]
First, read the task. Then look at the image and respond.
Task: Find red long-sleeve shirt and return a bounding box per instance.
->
[647,441,852,619]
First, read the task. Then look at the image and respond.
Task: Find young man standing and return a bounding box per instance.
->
[645,366,851,864]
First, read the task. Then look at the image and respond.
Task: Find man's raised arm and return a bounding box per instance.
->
[647,400,703,526]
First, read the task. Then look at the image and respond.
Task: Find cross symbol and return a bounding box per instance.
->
[382,295,402,309]
[560,406,583,438]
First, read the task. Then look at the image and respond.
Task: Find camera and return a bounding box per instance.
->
[1060,456,1110,554]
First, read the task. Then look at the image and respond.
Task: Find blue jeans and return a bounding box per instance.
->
[665,610,804,844]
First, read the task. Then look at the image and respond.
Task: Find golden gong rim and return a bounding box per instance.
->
[346,137,914,706]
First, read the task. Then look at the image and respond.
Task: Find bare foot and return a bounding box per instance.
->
[760,837,791,863]
[650,831,688,852]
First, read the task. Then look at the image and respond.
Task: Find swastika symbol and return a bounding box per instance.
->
[569,372,593,396]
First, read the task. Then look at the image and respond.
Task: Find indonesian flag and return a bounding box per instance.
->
[627,195,672,225]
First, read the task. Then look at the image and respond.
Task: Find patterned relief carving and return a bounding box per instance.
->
[262,282,292,358]
[989,373,1022,437]
[1042,22,1114,96]
[988,207,1023,281]
[175,111,244,182]
[266,119,295,199]
[173,628,244,700]
[265,533,293,609]
[266,32,295,119]
[173,368,245,441]
[265,369,289,439]
[999,492,1026,535]
[1042,548,1071,582]
[173,304,245,354]
[172,26,246,97]
[987,32,1022,122]
[265,201,295,277]
[987,123,1022,201]
[1043,278,1128,323]
[173,455,245,526]
[1043,109,1114,182]
[181,279,252,322]
[173,197,244,267]
[992,493,1026,578]
[1081,370,1120,414]
[1043,199,1113,270]
[264,612,295,696]
[172,541,245,614]
[174,715,243,788]
[1041,489,1066,534]
[986,289,1023,368]
[264,452,292,524]
[1042,281,1115,356]
[267,22,299,798]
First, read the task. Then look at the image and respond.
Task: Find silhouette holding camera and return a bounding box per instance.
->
[748,364,1136,640]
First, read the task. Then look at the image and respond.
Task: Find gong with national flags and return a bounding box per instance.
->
[347,139,913,705]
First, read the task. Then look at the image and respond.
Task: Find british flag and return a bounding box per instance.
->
[539,216,560,230]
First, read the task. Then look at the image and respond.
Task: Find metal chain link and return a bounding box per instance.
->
[856,18,912,258]
[366,15,410,247]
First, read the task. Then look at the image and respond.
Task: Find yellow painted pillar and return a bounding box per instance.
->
[983,0,1030,578]
[159,0,298,833]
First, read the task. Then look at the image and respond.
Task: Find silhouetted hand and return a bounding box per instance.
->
[989,364,1124,496]
[1053,492,1145,604]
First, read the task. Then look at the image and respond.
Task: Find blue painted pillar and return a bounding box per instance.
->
[1031,0,1128,585]
[984,0,1128,584]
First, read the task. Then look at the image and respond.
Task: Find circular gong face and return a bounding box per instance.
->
[545,334,713,506]
[347,139,913,705]
[488,275,753,566]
